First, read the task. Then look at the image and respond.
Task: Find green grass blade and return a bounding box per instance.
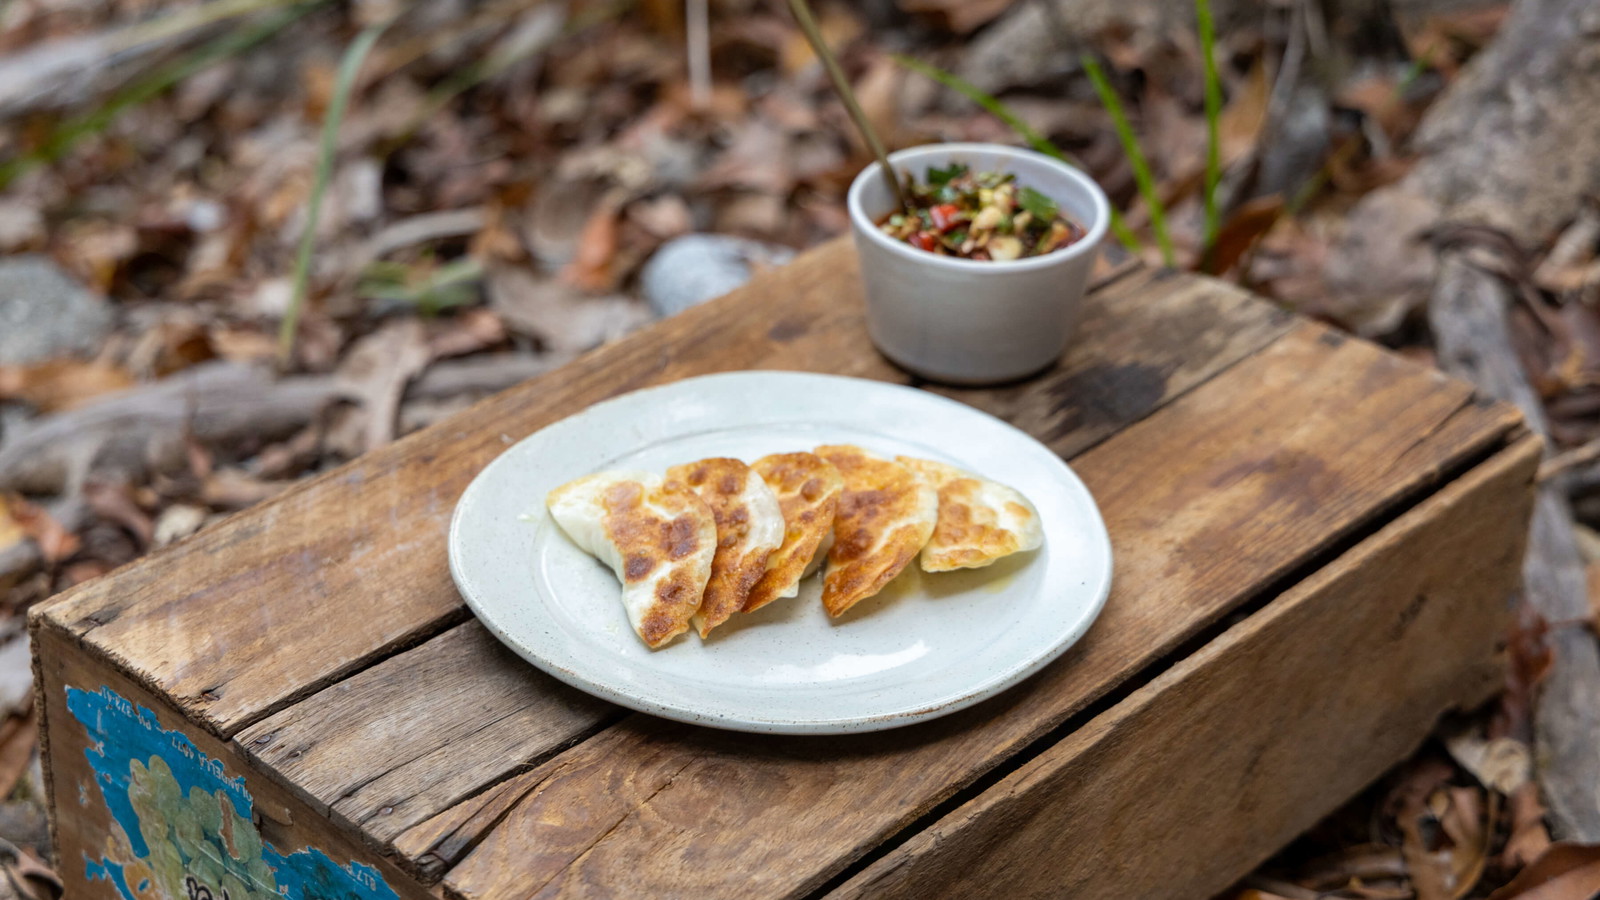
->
[891,53,1142,255]
[1081,54,1176,267]
[0,2,319,190]
[1196,0,1222,255]
[278,18,390,366]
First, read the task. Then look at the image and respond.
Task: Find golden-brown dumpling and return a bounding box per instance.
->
[897,457,1044,572]
[665,457,785,637]
[813,445,938,617]
[547,471,716,649]
[744,452,845,612]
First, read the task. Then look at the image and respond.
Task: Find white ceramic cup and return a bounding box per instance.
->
[847,143,1111,385]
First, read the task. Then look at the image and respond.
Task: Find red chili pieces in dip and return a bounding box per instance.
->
[876,163,1085,261]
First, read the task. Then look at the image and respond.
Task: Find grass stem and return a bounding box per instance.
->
[278,17,390,366]
[1082,53,1176,266]
[1197,0,1222,257]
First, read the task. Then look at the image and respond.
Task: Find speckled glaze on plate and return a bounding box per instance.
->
[447,372,1113,734]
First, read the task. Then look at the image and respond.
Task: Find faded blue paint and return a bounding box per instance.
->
[67,686,250,860]
[84,856,135,900]
[66,685,401,900]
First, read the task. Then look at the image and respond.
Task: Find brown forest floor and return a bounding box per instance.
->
[3,0,1600,897]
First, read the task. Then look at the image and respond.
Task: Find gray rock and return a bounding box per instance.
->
[0,255,113,365]
[640,234,796,318]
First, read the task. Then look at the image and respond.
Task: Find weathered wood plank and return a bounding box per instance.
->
[235,622,621,847]
[32,244,1166,739]
[431,325,1521,900]
[241,266,1292,857]
[831,432,1540,899]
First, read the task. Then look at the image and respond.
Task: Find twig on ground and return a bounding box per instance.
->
[1540,438,1600,484]
[686,0,711,110]
[0,363,341,497]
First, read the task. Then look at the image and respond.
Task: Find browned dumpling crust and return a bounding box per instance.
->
[813,445,939,617]
[745,452,845,612]
[546,471,717,649]
[665,458,785,637]
[897,457,1044,572]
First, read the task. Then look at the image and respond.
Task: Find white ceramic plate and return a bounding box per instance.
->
[448,371,1113,734]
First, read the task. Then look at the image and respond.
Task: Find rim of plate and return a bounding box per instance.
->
[447,371,1114,734]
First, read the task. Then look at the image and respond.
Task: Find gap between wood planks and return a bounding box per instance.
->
[800,416,1529,900]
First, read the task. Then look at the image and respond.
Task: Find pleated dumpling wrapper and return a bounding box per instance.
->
[897,457,1044,572]
[546,471,717,649]
[744,452,845,612]
[664,457,786,637]
[813,445,939,617]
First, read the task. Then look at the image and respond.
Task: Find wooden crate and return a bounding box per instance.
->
[33,240,1539,900]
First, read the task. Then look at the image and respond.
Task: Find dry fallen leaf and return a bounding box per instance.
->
[896,0,1016,34]
[153,504,209,549]
[128,318,217,377]
[1493,604,1552,743]
[1500,782,1554,871]
[427,307,507,360]
[7,498,78,564]
[1588,562,1600,628]
[0,499,22,554]
[1404,6,1511,81]
[559,198,624,292]
[852,55,903,157]
[1443,727,1531,794]
[207,325,281,364]
[336,318,435,450]
[0,825,59,900]
[1205,195,1285,275]
[1401,799,1455,900]
[0,707,36,802]
[779,4,862,74]
[1485,842,1600,900]
[1437,786,1492,898]
[83,481,153,549]
[204,469,290,510]
[1219,60,1271,165]
[61,560,111,587]
[1347,880,1415,899]
[0,360,135,413]
[1532,206,1600,294]
[1301,845,1408,891]
[0,639,31,720]
[489,265,653,353]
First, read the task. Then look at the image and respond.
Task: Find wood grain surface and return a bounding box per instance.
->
[236,622,620,846]
[831,432,1541,900]
[427,325,1521,900]
[229,265,1294,854]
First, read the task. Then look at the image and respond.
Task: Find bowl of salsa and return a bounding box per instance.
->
[847,143,1110,385]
